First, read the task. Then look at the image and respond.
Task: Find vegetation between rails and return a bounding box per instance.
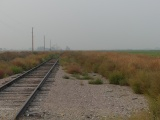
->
[0,51,59,79]
[60,51,160,119]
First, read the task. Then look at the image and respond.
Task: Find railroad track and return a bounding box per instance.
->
[0,58,59,120]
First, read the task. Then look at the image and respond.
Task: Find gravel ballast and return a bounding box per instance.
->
[0,66,148,120]
[39,66,148,120]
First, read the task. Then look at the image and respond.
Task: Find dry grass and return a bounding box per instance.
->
[66,63,82,74]
[88,78,103,85]
[0,52,58,78]
[129,111,152,120]
[60,51,160,120]
[0,70,4,79]
[61,51,160,95]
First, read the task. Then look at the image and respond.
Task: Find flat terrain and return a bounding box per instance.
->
[118,50,160,57]
[23,66,148,120]
[0,66,148,120]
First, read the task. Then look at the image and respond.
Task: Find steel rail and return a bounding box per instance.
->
[0,58,53,92]
[14,59,59,120]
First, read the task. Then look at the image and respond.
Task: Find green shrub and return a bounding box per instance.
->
[11,66,23,74]
[132,83,142,94]
[82,73,92,80]
[72,73,92,80]
[88,78,103,85]
[0,70,4,79]
[109,71,126,85]
[149,96,160,119]
[72,74,81,79]
[149,72,160,98]
[129,71,151,94]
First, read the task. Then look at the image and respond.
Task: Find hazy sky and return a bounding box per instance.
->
[0,0,160,50]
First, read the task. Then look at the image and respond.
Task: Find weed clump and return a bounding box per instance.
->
[66,63,82,74]
[0,51,59,79]
[109,71,127,85]
[129,71,151,94]
[82,73,92,80]
[0,70,4,79]
[11,66,23,74]
[72,73,92,80]
[72,74,81,79]
[88,78,103,85]
[149,96,160,119]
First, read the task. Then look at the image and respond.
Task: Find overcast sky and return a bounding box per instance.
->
[0,0,160,50]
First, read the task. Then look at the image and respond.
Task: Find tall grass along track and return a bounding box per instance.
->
[0,58,59,120]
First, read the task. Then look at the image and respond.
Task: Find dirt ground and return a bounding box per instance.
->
[0,66,148,120]
[26,66,148,120]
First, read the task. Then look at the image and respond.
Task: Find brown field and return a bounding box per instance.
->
[0,51,58,79]
[61,51,160,120]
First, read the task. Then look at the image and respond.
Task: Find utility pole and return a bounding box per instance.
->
[50,40,51,51]
[32,27,34,52]
[44,36,45,51]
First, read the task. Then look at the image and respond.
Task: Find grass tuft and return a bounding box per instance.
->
[129,71,151,94]
[149,95,160,119]
[67,63,82,74]
[88,78,103,85]
[11,66,23,74]
[0,70,4,79]
[72,73,92,80]
[82,73,92,80]
[109,71,127,85]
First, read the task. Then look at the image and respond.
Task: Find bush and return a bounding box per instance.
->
[82,73,92,80]
[149,72,160,98]
[11,58,25,68]
[0,70,4,79]
[129,71,151,94]
[149,96,160,120]
[11,66,23,74]
[109,71,127,85]
[72,73,92,80]
[88,78,103,85]
[72,74,81,79]
[0,52,30,61]
[132,83,142,94]
[66,63,82,74]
